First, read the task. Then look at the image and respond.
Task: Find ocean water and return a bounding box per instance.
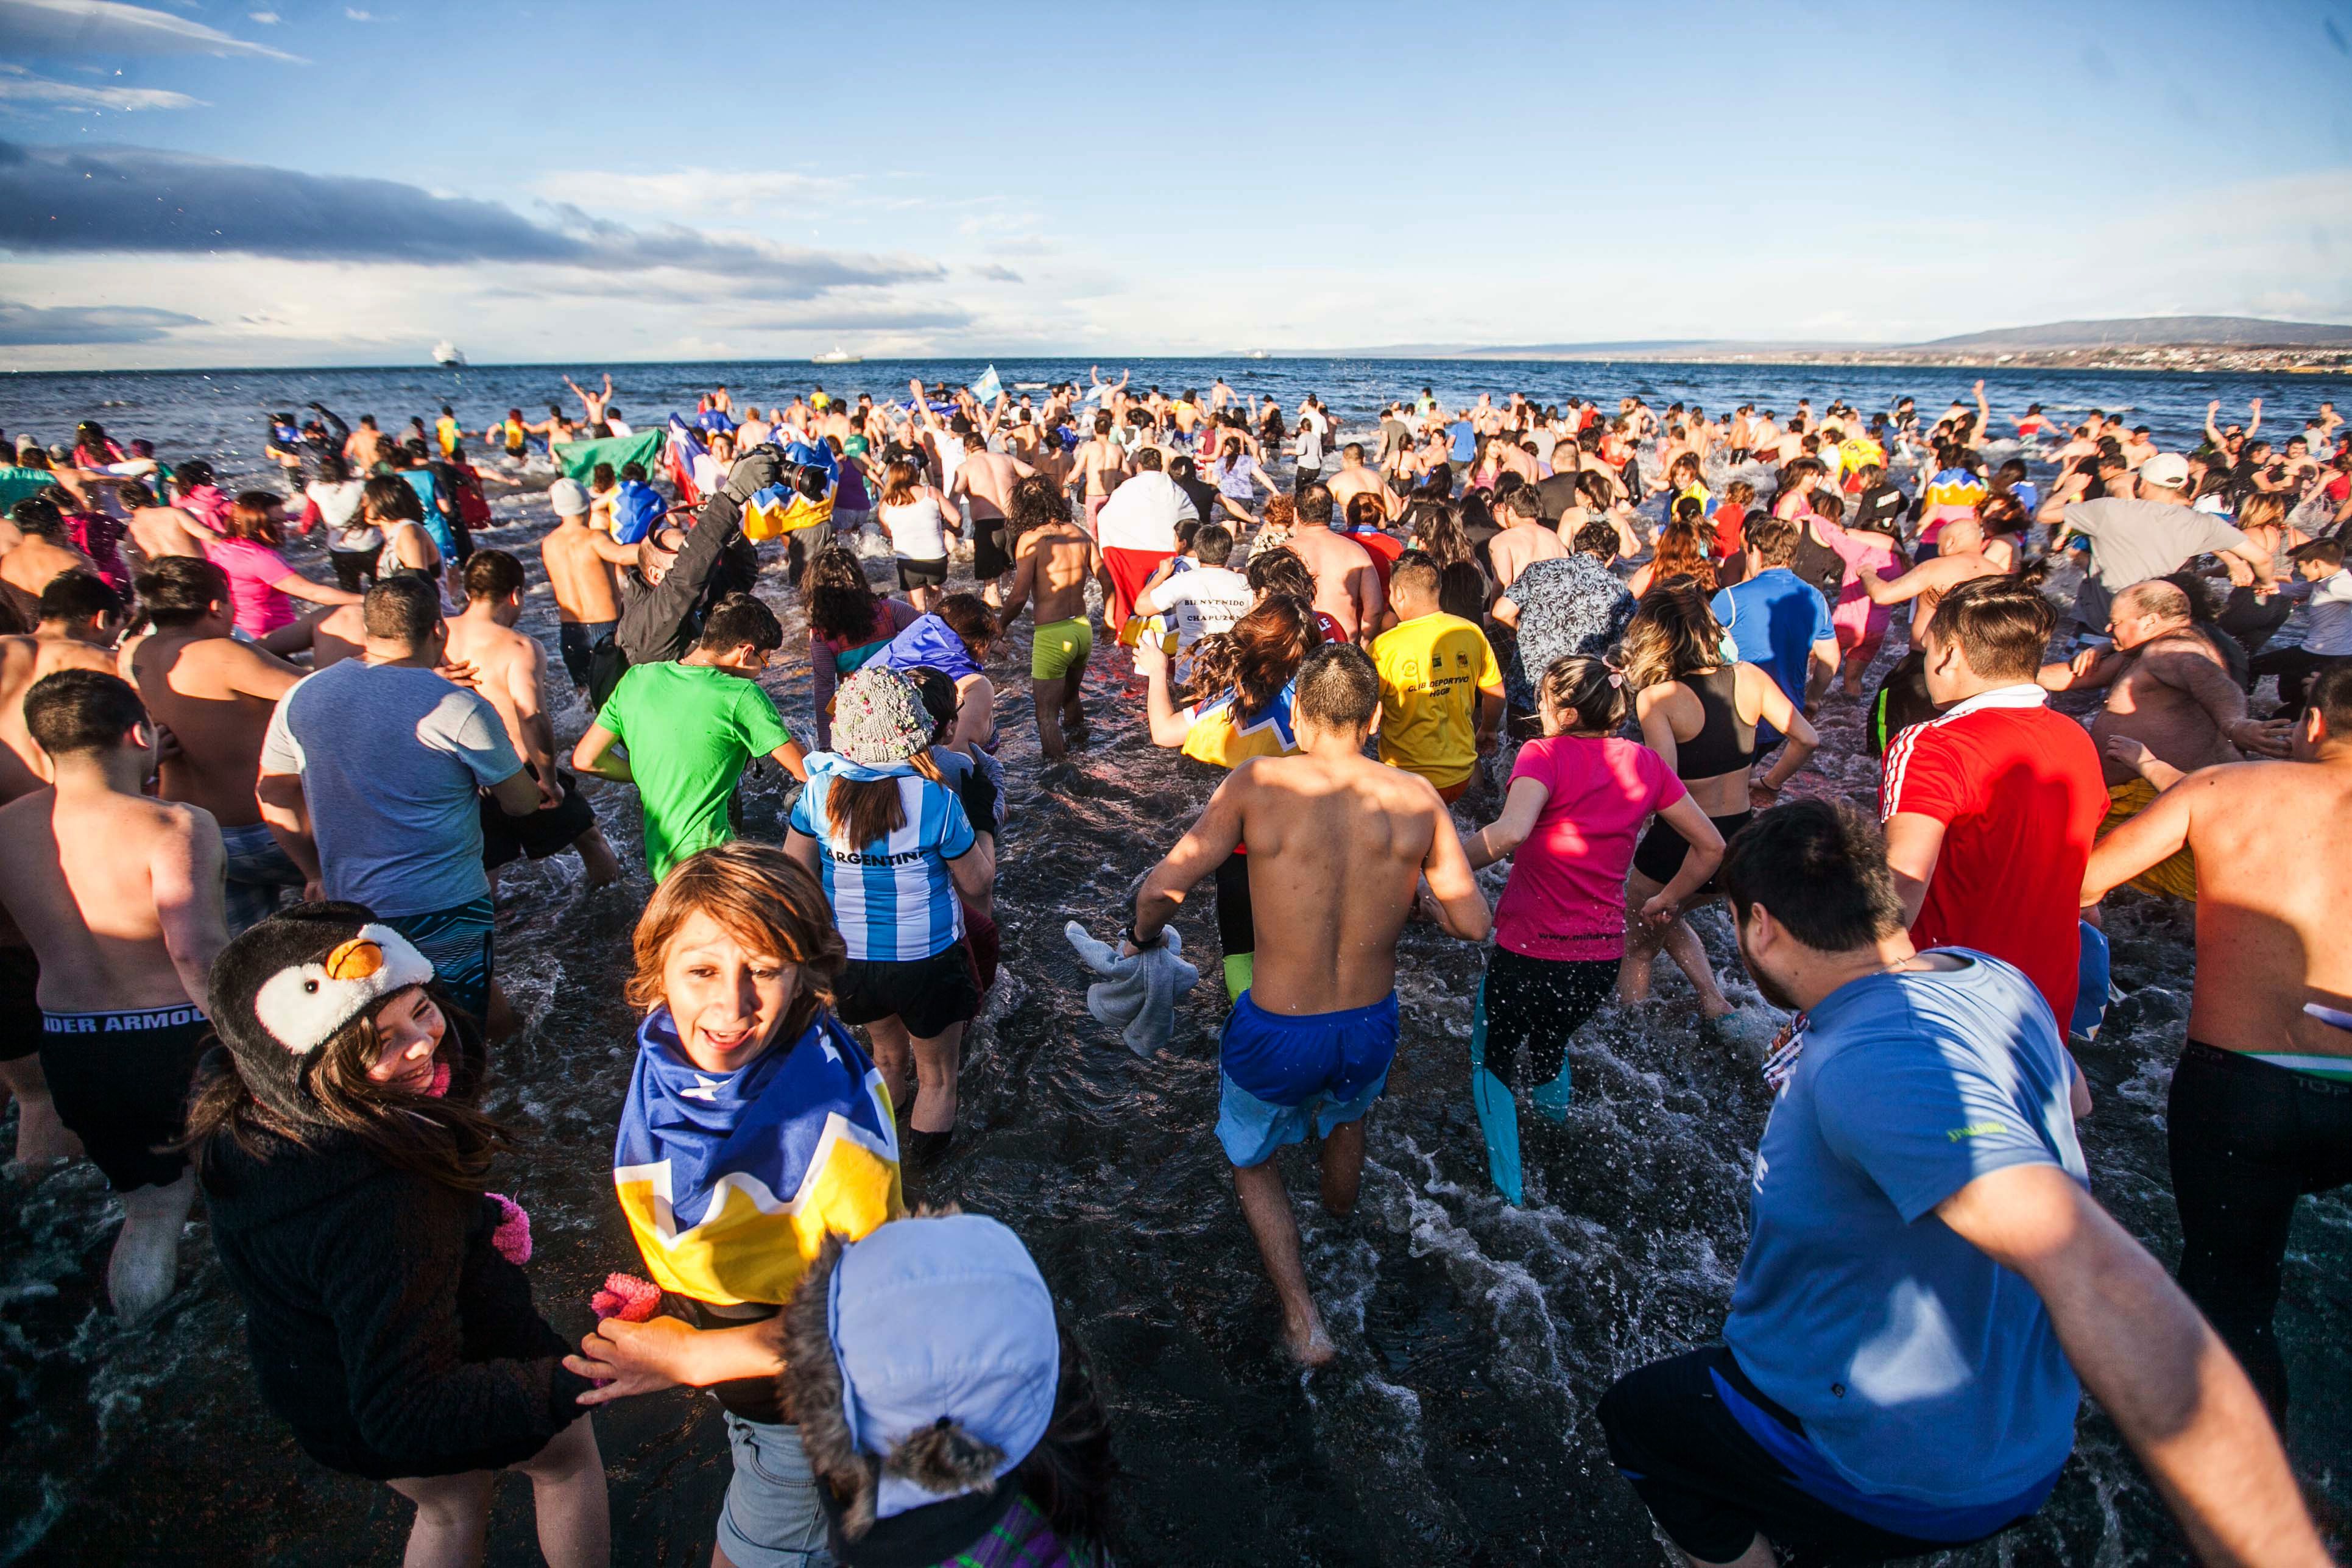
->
[1,358,2346,1566]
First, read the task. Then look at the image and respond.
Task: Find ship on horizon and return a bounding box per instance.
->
[811,346,863,365]
[432,341,466,367]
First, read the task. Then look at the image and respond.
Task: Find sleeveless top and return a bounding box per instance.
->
[1672,665,1753,779]
[878,495,950,560]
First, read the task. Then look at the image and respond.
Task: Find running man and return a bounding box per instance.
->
[1129,645,1490,1364]
[995,475,1098,763]
[2080,662,2352,1424]
[948,429,1034,609]
[537,477,634,697]
[0,671,226,1322]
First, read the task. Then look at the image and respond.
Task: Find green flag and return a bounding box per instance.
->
[553,429,663,483]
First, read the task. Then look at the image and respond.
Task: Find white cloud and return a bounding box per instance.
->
[344,7,372,18]
[0,0,303,62]
[532,167,850,220]
[248,10,279,21]
[0,63,202,110]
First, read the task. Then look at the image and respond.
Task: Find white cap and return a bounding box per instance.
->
[2138,453,2190,490]
[548,478,589,516]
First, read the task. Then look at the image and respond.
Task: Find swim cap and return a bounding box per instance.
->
[548,478,590,517]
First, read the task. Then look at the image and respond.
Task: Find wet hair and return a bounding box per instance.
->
[1722,800,1907,953]
[802,545,883,644]
[1293,642,1379,732]
[626,844,846,1046]
[1188,593,1318,717]
[10,496,62,539]
[135,555,233,628]
[37,569,121,626]
[1245,546,1315,602]
[362,576,442,647]
[362,473,424,524]
[1622,581,1728,691]
[934,593,997,653]
[1388,551,1441,604]
[1741,514,1799,568]
[461,548,525,604]
[1646,515,1717,590]
[221,490,285,546]
[24,668,146,757]
[1927,575,2057,681]
[1296,484,1333,526]
[1193,522,1234,566]
[1536,654,1626,735]
[699,592,784,654]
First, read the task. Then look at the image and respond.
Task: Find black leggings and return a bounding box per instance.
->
[2248,646,2351,717]
[1214,850,1253,959]
[1478,948,1614,1092]
[2168,1041,2352,1422]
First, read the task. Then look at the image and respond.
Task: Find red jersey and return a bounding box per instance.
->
[1711,502,1748,561]
[1879,686,2106,1027]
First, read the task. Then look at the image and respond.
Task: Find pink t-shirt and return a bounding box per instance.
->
[1493,735,1686,961]
[204,536,298,635]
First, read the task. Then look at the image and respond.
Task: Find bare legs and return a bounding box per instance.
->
[388,1414,608,1568]
[1031,654,1090,763]
[1230,1118,1365,1369]
[863,1015,967,1134]
[571,825,621,889]
[108,1170,195,1324]
[1,1054,80,1166]
[1617,872,1733,1020]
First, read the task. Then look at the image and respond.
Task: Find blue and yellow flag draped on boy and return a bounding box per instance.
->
[613,1008,903,1306]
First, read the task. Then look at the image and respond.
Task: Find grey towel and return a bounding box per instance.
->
[1064,920,1199,1056]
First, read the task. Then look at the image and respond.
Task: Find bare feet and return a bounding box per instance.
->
[2,1058,83,1167]
[108,1172,195,1324]
[1284,1314,1337,1369]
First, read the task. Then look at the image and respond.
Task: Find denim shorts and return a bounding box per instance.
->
[717,1414,831,1568]
[219,820,305,934]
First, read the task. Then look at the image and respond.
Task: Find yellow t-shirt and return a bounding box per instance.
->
[1371,612,1500,789]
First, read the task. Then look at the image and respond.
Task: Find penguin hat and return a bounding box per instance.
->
[207,902,436,1120]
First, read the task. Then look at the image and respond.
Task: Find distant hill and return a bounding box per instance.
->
[1913,316,2352,350]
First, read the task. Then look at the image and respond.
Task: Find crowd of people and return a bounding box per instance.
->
[1,366,2348,1567]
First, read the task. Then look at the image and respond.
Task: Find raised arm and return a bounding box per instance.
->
[1937,1164,2329,1568]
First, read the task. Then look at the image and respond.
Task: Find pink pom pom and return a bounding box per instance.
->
[486,1192,531,1265]
[590,1272,662,1323]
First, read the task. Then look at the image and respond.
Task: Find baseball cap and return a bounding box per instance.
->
[2138,453,2190,490]
[828,1213,1059,1522]
[547,478,589,516]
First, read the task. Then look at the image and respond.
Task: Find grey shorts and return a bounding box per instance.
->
[717,1414,830,1568]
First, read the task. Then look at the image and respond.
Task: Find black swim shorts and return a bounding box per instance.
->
[0,943,38,1064]
[896,556,950,592]
[558,620,616,690]
[834,943,980,1041]
[480,768,597,869]
[38,1003,208,1190]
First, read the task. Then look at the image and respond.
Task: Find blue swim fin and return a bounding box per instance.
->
[1470,976,1524,1206]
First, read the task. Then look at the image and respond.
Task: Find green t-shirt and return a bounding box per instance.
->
[598,660,791,880]
[0,466,56,511]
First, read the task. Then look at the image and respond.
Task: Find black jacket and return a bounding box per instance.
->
[199,1110,588,1480]
[616,480,759,666]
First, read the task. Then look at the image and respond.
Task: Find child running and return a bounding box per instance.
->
[192,905,608,1566]
[1461,655,1725,1204]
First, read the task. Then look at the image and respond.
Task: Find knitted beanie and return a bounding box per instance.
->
[829,666,932,767]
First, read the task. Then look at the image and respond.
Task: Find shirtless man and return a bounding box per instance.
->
[565,372,615,428]
[1862,513,2011,646]
[0,572,122,1164]
[1129,645,1489,1364]
[1285,485,1382,644]
[2080,662,2352,1422]
[118,481,202,563]
[2040,580,2292,901]
[1486,487,1568,593]
[443,551,619,888]
[2,498,94,623]
[1076,411,1129,535]
[996,476,1099,763]
[950,431,1036,609]
[342,415,392,471]
[118,556,307,933]
[1323,443,1402,523]
[538,478,633,696]
[0,670,225,1322]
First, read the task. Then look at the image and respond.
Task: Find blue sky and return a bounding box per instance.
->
[2,0,2350,367]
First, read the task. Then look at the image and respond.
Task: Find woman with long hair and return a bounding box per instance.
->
[1626,500,1718,598]
[1460,655,1725,1205]
[1617,583,1817,1026]
[802,545,919,749]
[1137,592,1321,999]
[202,489,360,637]
[786,668,993,1157]
[194,905,609,1565]
[1407,499,1492,622]
[366,471,443,583]
[1212,434,1278,529]
[297,451,380,593]
[875,459,959,612]
[1805,488,1912,695]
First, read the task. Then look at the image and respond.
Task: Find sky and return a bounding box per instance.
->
[2,0,2351,369]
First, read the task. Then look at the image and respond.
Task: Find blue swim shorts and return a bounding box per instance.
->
[1215,989,1399,1168]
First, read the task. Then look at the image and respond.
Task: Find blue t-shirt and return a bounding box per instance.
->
[1711,568,1834,746]
[398,468,456,557]
[1449,420,1476,462]
[1724,951,2084,1514]
[788,757,976,962]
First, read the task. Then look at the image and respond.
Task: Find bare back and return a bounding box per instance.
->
[0,785,222,1011]
[1231,752,1448,1012]
[121,628,300,825]
[1019,524,1096,625]
[1284,526,1377,638]
[129,505,202,562]
[1488,521,1566,591]
[2094,631,2244,782]
[541,523,621,623]
[1,634,119,801]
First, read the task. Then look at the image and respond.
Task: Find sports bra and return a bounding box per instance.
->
[1672,665,1753,779]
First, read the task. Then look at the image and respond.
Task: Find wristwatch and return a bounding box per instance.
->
[1125,923,1164,950]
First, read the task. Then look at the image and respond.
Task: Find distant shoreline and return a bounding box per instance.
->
[1316,347,2352,375]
